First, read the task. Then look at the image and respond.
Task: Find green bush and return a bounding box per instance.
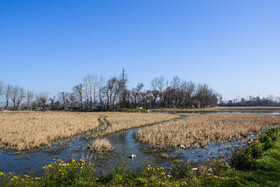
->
[230,148,256,170]
[260,127,279,150]
[248,140,263,159]
[209,159,228,175]
[169,160,191,179]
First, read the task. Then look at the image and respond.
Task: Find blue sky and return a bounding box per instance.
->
[0,0,279,100]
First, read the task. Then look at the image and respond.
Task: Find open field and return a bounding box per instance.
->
[0,111,178,151]
[135,114,280,149]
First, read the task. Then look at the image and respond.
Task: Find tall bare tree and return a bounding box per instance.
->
[73,84,84,108]
[130,83,144,107]
[16,88,25,109]
[151,76,166,106]
[0,81,3,105]
[11,86,19,109]
[26,91,34,109]
[4,84,12,109]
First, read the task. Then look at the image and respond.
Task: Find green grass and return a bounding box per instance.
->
[1,128,280,186]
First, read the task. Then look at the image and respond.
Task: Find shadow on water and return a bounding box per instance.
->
[0,111,279,176]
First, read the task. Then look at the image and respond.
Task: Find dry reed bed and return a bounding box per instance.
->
[99,112,179,136]
[90,138,114,152]
[0,112,102,150]
[135,114,280,149]
[0,112,178,151]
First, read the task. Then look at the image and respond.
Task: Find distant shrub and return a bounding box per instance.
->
[140,108,147,113]
[119,108,128,112]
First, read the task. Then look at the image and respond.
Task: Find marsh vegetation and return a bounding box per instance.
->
[135,113,280,149]
[0,111,177,151]
[90,139,114,152]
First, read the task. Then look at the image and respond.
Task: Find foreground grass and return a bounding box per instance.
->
[1,127,279,186]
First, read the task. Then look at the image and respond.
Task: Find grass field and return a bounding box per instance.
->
[135,113,280,149]
[0,111,178,151]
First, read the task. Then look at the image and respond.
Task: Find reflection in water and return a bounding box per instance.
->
[0,111,279,176]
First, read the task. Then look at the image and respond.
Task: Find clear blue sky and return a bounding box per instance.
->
[0,0,279,100]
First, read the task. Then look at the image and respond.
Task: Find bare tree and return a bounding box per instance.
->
[130,83,144,107]
[0,81,3,96]
[0,81,3,105]
[4,84,12,109]
[11,86,19,109]
[73,84,84,109]
[98,76,106,109]
[105,77,120,110]
[16,88,25,109]
[92,75,99,106]
[37,92,48,110]
[26,91,34,109]
[82,75,93,109]
[151,76,166,106]
[58,92,69,109]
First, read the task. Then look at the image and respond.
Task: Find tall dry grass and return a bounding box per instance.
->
[98,112,179,136]
[0,111,178,151]
[90,138,113,152]
[135,114,280,149]
[0,111,102,150]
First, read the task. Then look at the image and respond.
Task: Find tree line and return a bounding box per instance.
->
[220,95,280,107]
[0,70,219,111]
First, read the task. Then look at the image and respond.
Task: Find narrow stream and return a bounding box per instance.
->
[0,111,279,176]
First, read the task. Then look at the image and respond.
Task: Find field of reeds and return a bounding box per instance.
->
[0,111,177,151]
[99,112,180,136]
[135,114,280,149]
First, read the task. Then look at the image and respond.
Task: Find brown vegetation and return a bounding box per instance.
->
[101,113,179,135]
[90,138,113,152]
[135,114,280,149]
[0,111,101,150]
[0,111,178,150]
